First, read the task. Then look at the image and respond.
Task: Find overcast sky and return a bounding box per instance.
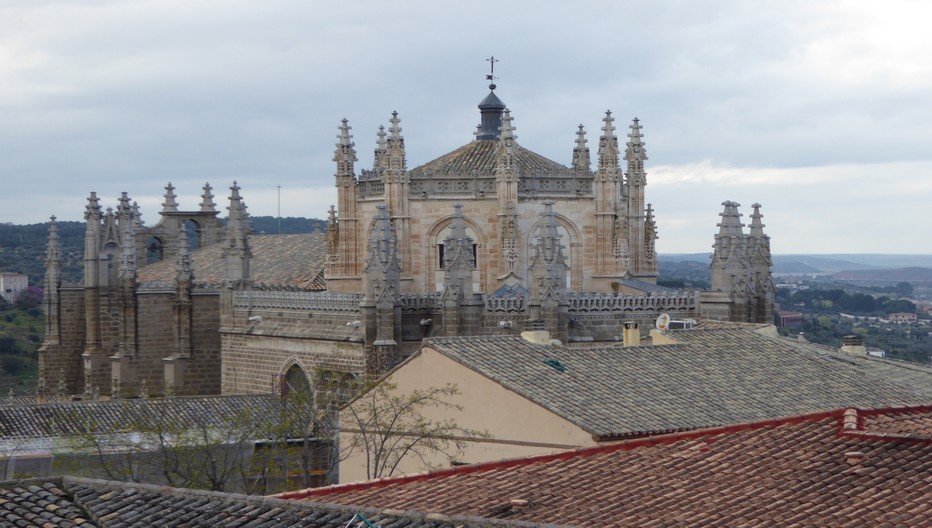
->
[2,0,930,254]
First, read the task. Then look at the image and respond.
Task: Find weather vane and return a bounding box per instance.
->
[486,55,498,90]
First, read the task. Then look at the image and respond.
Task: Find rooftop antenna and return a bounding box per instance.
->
[277,185,281,234]
[486,55,499,90]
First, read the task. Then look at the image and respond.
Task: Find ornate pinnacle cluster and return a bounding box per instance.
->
[46,216,61,267]
[385,112,406,172]
[199,183,217,212]
[624,118,648,176]
[373,125,387,171]
[224,181,252,259]
[85,192,101,220]
[334,119,357,178]
[529,202,569,301]
[364,204,401,304]
[162,183,179,212]
[573,124,590,173]
[598,110,620,170]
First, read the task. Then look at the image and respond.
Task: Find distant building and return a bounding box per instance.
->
[776,309,803,327]
[889,312,918,324]
[0,272,27,304]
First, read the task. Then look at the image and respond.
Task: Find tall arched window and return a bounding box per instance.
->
[283,364,312,398]
[146,236,164,264]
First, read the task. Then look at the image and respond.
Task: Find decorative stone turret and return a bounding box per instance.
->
[42,217,61,348]
[441,204,482,336]
[595,111,622,280]
[383,112,412,284]
[221,182,253,336]
[82,192,108,393]
[572,124,590,174]
[747,203,774,323]
[527,202,570,342]
[707,200,772,322]
[327,119,361,286]
[362,204,402,376]
[624,117,655,280]
[111,211,138,397]
[164,223,194,394]
[496,109,520,282]
[199,183,217,212]
[162,182,179,213]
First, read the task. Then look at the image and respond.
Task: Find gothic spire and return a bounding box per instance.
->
[373,125,387,171]
[334,118,357,178]
[385,111,406,172]
[199,183,217,212]
[716,200,745,237]
[748,203,767,238]
[85,192,101,221]
[162,182,179,212]
[597,110,620,170]
[118,210,137,279]
[624,118,648,176]
[117,192,132,220]
[573,124,590,173]
[46,216,61,279]
[224,182,252,259]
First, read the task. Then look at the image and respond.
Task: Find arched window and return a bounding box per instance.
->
[146,236,164,264]
[433,224,481,292]
[184,219,201,250]
[283,364,312,398]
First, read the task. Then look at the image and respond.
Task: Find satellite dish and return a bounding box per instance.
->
[655,312,671,332]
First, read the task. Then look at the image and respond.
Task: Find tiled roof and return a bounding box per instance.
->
[137,234,327,290]
[0,395,280,441]
[420,326,932,438]
[0,477,564,528]
[285,406,932,527]
[408,141,569,178]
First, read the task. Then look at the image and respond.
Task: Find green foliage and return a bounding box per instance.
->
[0,301,44,395]
[657,259,712,289]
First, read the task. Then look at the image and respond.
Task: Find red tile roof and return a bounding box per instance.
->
[283,405,932,527]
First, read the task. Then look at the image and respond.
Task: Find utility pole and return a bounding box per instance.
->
[277,185,281,234]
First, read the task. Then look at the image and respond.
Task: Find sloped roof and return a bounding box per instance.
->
[137,233,327,290]
[0,395,280,440]
[284,406,932,527]
[0,477,562,528]
[407,141,569,178]
[415,326,932,438]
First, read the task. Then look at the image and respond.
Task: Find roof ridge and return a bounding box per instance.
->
[285,407,856,500]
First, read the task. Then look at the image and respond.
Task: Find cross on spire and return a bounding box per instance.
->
[486,56,499,90]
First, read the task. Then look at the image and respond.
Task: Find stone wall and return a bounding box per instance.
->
[37,286,86,395]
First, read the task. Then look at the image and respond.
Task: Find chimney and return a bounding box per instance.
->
[841,335,866,355]
[622,321,640,347]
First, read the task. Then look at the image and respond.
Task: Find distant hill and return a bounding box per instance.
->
[832,267,932,282]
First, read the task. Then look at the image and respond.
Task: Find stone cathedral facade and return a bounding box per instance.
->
[38,84,774,399]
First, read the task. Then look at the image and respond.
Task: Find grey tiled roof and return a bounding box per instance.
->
[423,326,932,438]
[137,234,327,290]
[0,395,281,440]
[0,477,565,528]
[408,141,568,178]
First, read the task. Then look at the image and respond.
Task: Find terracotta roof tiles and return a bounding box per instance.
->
[0,477,566,528]
[286,406,932,527]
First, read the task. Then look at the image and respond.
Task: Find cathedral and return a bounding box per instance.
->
[38,81,774,399]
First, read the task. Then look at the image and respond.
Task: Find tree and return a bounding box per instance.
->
[340,382,487,480]
[59,398,263,491]
[895,281,914,297]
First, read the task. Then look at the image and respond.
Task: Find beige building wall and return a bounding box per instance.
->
[339,346,595,483]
